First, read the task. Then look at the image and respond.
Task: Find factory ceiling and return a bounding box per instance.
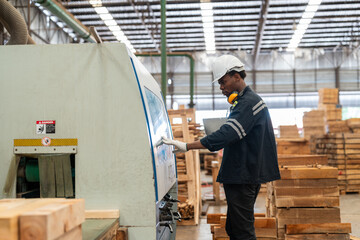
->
[60,0,359,54]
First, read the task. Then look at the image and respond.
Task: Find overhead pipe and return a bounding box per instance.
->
[0,0,34,44]
[136,52,195,108]
[35,0,96,43]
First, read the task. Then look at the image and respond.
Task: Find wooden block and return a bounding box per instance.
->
[20,200,85,240]
[0,199,64,240]
[85,210,120,219]
[279,166,338,179]
[285,233,350,240]
[285,223,352,234]
[207,213,226,224]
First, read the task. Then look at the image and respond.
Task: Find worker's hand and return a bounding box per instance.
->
[161,137,188,153]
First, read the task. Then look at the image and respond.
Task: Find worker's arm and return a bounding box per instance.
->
[186,140,206,150]
[161,137,205,153]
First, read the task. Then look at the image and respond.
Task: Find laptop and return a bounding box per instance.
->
[203,118,227,136]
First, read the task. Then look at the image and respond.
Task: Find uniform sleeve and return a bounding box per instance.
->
[200,100,255,151]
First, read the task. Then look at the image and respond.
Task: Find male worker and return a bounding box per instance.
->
[162,54,280,240]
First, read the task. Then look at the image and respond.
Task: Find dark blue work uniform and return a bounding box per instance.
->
[200,86,280,240]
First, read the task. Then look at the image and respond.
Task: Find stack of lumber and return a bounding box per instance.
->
[266,165,346,239]
[277,154,328,167]
[285,223,352,240]
[168,107,201,225]
[276,138,310,155]
[207,213,277,240]
[311,133,360,193]
[303,110,326,140]
[279,125,300,138]
[318,88,339,105]
[0,198,85,240]
[347,118,360,133]
[318,88,349,134]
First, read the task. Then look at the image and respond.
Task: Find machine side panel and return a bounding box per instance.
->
[0,43,156,227]
[130,55,177,201]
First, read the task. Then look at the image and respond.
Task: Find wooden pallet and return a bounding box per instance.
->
[207,213,276,240]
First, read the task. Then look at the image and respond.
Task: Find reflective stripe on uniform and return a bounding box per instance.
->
[228,118,246,137]
[225,122,243,139]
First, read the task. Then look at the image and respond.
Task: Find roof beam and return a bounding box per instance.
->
[252,0,269,66]
[128,0,160,52]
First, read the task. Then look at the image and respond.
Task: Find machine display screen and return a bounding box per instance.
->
[144,88,174,164]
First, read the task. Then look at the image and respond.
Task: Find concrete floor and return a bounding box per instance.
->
[176,171,360,239]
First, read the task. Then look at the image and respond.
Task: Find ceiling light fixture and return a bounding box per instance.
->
[286,0,322,52]
[89,1,135,52]
[200,1,216,54]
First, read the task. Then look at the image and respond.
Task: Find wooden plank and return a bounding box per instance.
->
[285,233,350,240]
[286,223,352,234]
[275,196,339,208]
[212,161,220,205]
[274,187,339,197]
[277,155,328,166]
[207,213,226,224]
[38,156,56,198]
[276,208,340,219]
[85,210,120,219]
[273,179,338,188]
[280,166,338,179]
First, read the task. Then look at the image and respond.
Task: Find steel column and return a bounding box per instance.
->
[161,0,167,100]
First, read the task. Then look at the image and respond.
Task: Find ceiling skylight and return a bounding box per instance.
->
[200,2,216,54]
[90,1,135,52]
[287,0,322,52]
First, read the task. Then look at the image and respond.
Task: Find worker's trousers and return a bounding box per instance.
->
[223,183,261,240]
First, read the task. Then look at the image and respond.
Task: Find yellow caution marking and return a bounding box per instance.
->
[14,138,78,146]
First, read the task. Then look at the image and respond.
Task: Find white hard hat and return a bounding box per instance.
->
[212,55,245,83]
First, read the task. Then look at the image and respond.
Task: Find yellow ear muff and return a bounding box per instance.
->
[227,91,239,104]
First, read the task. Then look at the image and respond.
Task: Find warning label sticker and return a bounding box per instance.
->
[36,120,56,134]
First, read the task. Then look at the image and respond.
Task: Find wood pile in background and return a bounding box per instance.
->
[276,138,310,155]
[310,133,360,193]
[266,165,348,239]
[279,125,300,138]
[207,213,277,240]
[168,106,201,225]
[285,223,352,240]
[303,110,325,140]
[318,88,350,134]
[347,118,360,133]
[0,198,85,240]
